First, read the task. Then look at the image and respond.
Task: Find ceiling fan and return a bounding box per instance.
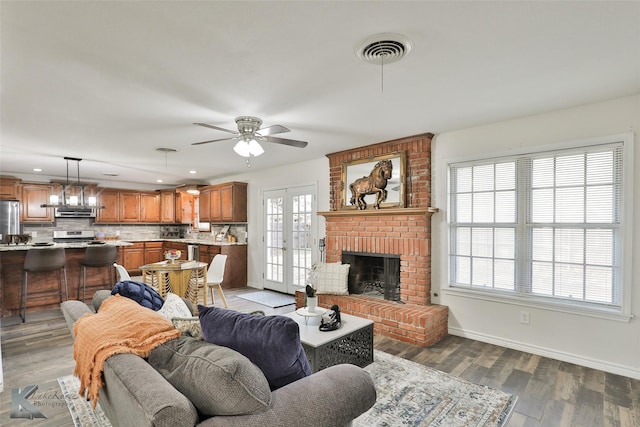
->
[191,116,308,157]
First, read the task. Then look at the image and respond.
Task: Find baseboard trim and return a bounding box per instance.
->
[448,326,640,380]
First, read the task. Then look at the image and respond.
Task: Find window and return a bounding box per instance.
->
[448,135,632,318]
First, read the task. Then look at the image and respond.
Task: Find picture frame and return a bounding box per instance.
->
[340,151,406,210]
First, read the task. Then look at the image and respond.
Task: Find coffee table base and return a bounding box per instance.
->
[301,324,374,372]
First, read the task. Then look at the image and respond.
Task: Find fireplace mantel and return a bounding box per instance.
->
[318,207,438,218]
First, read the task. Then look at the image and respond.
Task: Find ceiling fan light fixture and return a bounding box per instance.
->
[248,139,265,156]
[233,138,264,157]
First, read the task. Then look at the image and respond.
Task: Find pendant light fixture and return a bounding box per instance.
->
[41,156,103,209]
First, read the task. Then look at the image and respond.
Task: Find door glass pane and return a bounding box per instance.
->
[265,196,284,282]
[292,194,313,287]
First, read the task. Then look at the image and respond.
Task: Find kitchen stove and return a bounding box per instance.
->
[53,230,96,242]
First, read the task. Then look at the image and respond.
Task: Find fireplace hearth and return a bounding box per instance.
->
[342,251,401,302]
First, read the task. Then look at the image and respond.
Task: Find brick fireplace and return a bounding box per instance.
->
[295,133,448,347]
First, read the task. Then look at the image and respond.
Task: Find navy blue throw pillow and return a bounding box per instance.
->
[198,305,312,390]
[111,281,164,310]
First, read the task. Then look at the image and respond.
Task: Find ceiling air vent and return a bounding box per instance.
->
[356,33,412,65]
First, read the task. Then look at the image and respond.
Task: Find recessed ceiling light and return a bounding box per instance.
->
[156,179,163,183]
[33,168,42,172]
[189,170,197,174]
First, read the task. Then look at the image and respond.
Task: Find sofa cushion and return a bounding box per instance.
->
[111,281,164,310]
[148,336,271,416]
[198,305,312,390]
[157,293,192,320]
[315,262,350,295]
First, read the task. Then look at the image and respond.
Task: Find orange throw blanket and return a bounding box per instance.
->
[73,295,181,408]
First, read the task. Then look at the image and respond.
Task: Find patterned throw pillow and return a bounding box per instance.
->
[157,293,192,320]
[111,281,164,310]
[171,317,203,340]
[315,262,350,295]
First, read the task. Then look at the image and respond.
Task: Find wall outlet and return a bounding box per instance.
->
[520,311,530,324]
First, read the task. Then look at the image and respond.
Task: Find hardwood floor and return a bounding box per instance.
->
[1,287,639,426]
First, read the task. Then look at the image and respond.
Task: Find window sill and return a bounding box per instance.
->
[442,286,633,323]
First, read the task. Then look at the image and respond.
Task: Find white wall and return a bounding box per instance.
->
[209,157,330,289]
[215,94,640,378]
[432,94,640,378]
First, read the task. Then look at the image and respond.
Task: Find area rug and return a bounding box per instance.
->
[354,350,517,427]
[57,375,112,427]
[57,350,516,427]
[236,290,296,308]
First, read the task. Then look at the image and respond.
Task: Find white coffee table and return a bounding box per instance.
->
[282,310,374,372]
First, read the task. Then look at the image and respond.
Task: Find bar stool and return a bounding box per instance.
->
[20,247,68,322]
[79,245,118,302]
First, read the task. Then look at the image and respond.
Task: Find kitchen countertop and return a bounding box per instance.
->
[125,238,247,246]
[0,238,247,252]
[0,241,133,251]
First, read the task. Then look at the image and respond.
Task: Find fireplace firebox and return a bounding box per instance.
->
[342,251,401,302]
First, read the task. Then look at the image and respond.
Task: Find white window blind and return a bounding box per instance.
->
[449,140,626,312]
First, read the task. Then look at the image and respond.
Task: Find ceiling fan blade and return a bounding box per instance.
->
[257,124,290,136]
[193,122,237,134]
[265,136,308,148]
[191,136,237,146]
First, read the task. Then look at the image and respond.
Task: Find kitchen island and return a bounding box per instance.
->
[0,241,131,318]
[0,239,248,318]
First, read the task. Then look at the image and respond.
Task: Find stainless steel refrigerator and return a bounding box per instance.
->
[0,200,20,244]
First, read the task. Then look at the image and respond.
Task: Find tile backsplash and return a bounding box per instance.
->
[23,219,247,243]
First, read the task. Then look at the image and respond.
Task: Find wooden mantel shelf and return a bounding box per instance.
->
[318,207,439,218]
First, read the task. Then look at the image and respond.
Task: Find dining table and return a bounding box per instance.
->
[139,260,208,307]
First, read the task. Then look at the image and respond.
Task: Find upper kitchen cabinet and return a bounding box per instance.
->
[199,187,211,222]
[175,190,194,224]
[0,176,20,200]
[21,183,54,222]
[199,182,247,223]
[140,192,160,222]
[220,182,246,222]
[119,191,140,222]
[160,190,175,223]
[96,189,119,223]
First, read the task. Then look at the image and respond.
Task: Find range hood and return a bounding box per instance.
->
[40,157,105,209]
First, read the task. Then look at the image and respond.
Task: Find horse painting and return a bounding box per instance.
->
[349,159,393,210]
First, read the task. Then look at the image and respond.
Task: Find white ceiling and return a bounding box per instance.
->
[2,1,639,188]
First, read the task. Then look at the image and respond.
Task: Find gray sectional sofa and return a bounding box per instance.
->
[61,291,376,427]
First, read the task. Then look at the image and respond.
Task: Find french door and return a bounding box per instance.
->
[263,186,316,294]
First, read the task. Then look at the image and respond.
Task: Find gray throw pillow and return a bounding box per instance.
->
[148,336,271,416]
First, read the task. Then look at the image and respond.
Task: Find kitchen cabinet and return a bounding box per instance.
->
[175,191,194,224]
[21,183,54,222]
[140,192,160,222]
[122,242,145,275]
[198,244,246,288]
[199,182,247,223]
[96,189,120,223]
[0,176,20,200]
[119,192,141,222]
[199,188,211,222]
[144,241,165,264]
[160,191,175,223]
[199,244,221,264]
